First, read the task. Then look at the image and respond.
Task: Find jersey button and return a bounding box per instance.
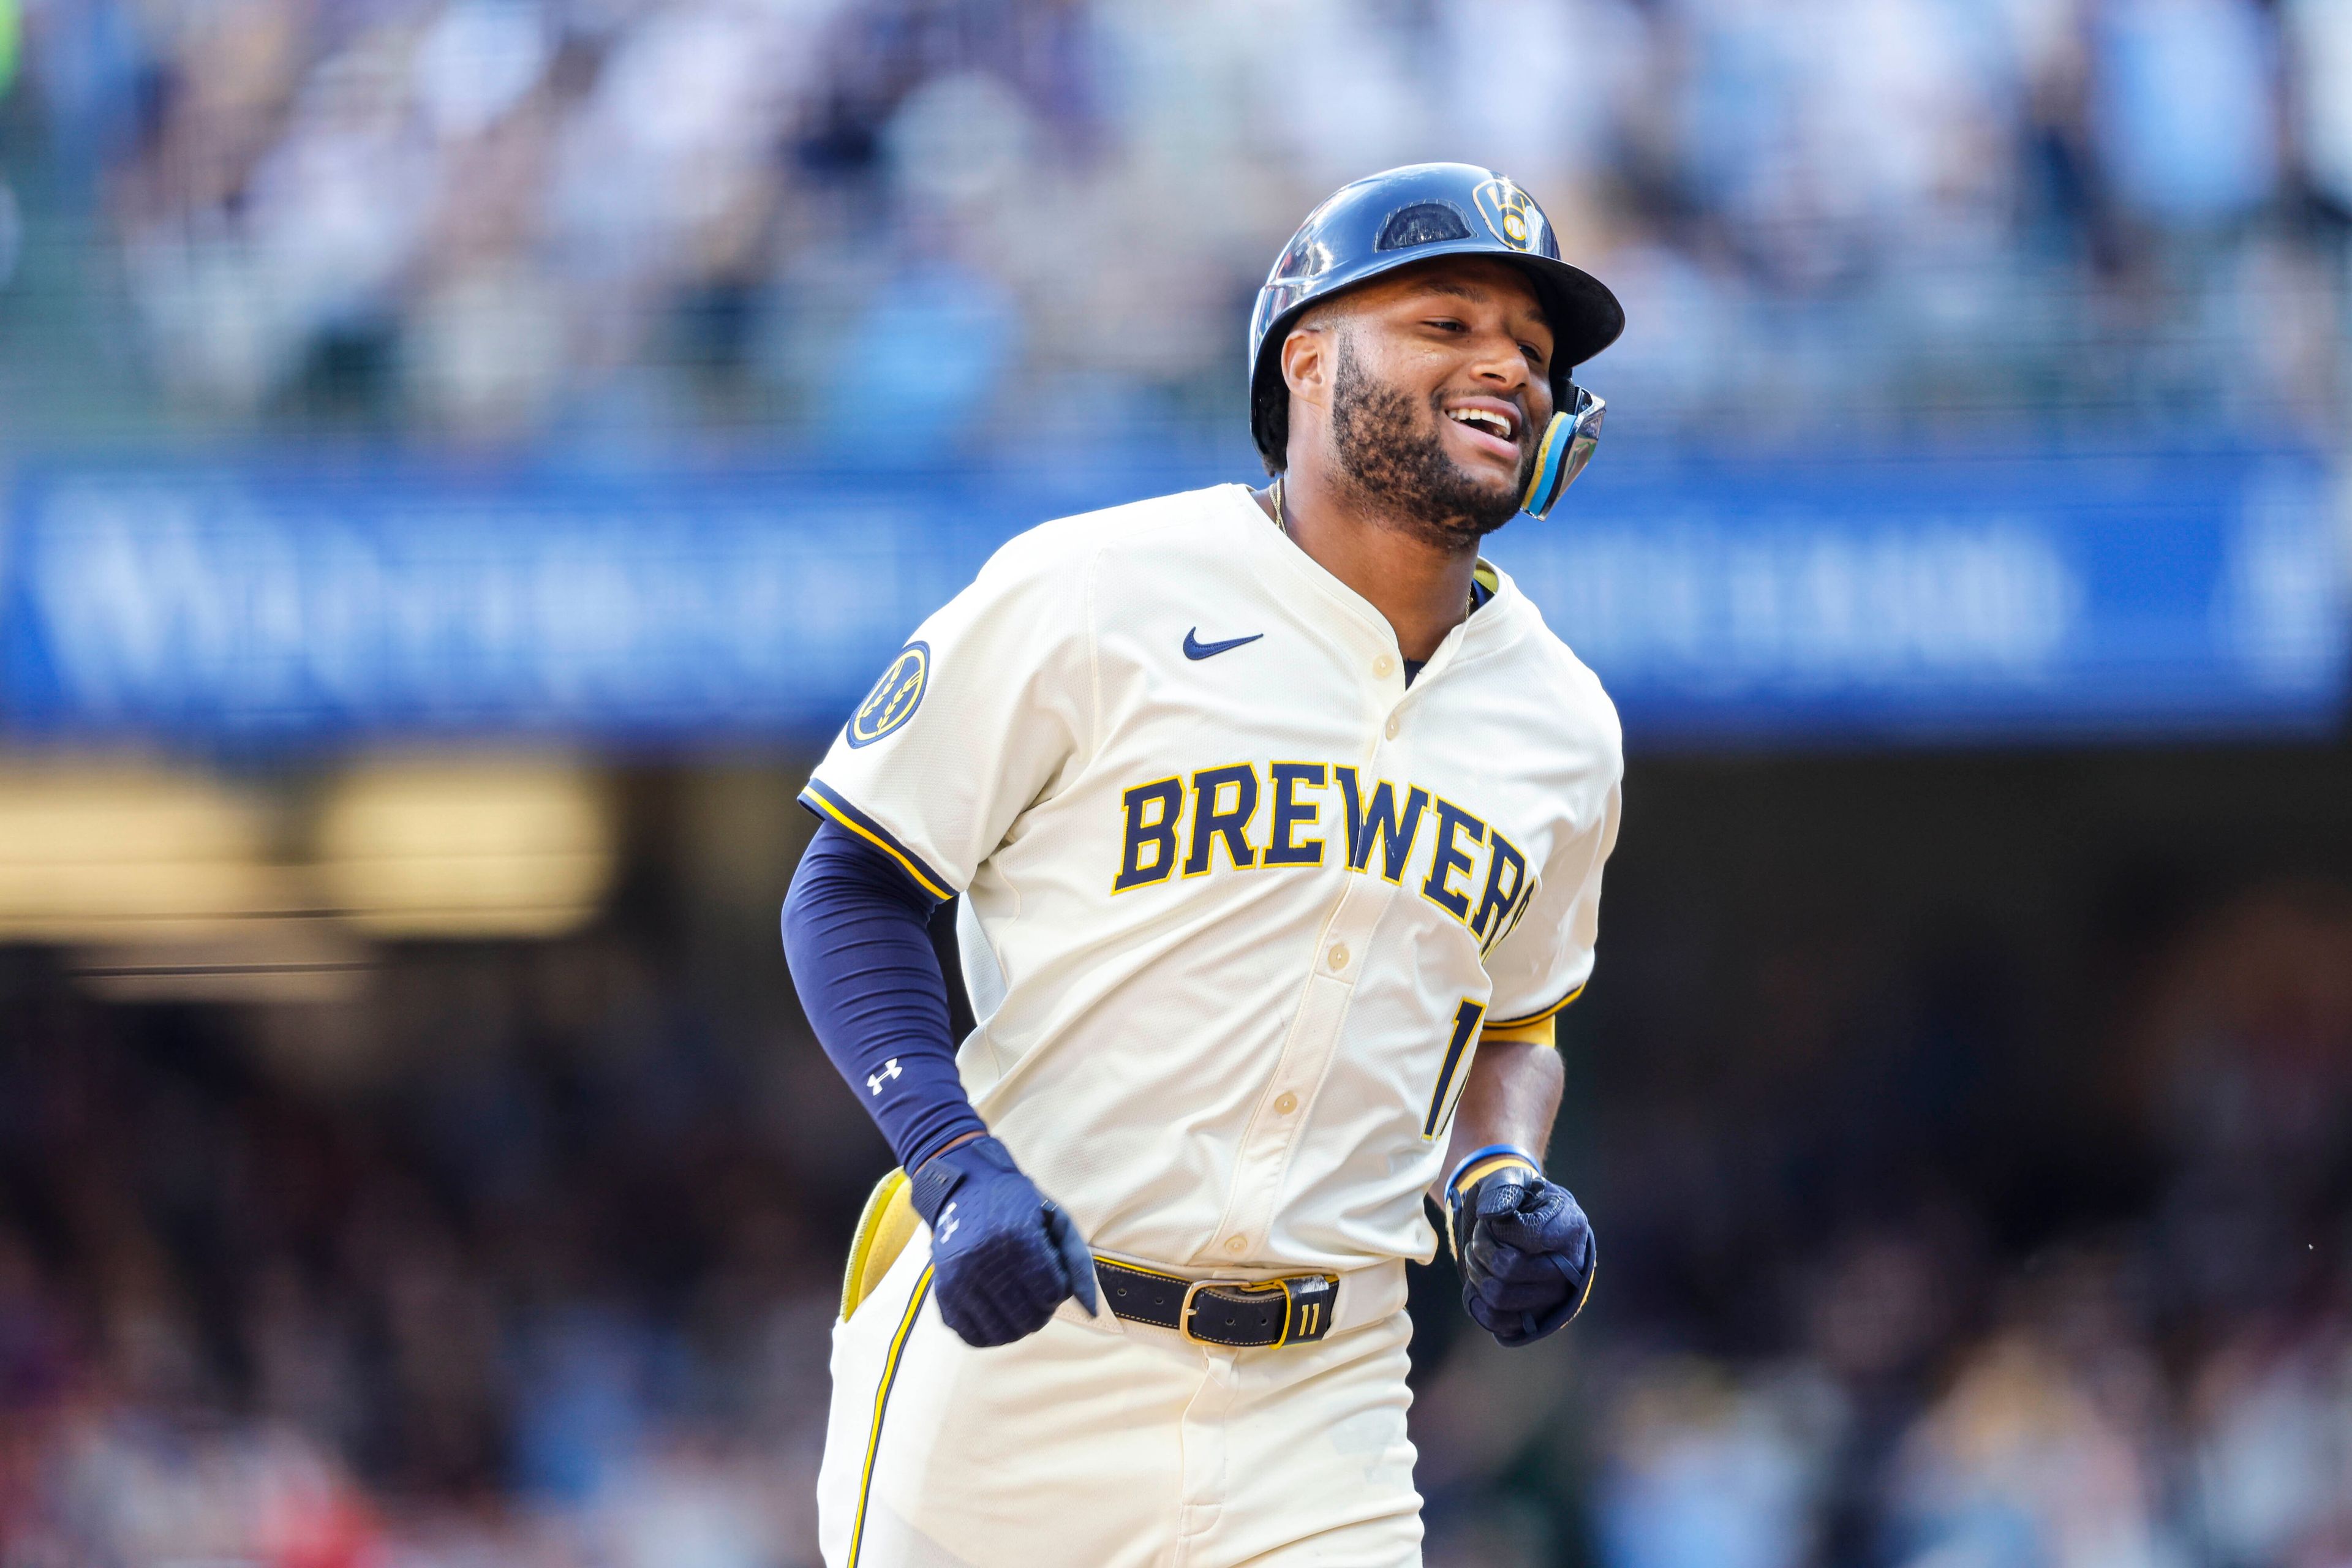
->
[1224,1235,1248,1254]
[1327,943,1350,971]
[1373,654,1395,679]
[1275,1091,1299,1115]
[1384,714,1401,740]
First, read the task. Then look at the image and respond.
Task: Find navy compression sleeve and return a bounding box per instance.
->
[782,818,989,1169]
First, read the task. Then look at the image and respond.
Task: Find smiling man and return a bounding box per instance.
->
[783,164,1625,1568]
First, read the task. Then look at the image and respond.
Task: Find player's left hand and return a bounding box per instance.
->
[1447,1156,1595,1348]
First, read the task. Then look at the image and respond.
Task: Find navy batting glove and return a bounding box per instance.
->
[1447,1152,1596,1348]
[905,1136,1099,1348]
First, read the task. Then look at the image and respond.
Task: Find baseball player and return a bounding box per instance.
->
[782,163,1623,1568]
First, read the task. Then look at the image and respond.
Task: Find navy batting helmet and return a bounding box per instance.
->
[1248,163,1623,518]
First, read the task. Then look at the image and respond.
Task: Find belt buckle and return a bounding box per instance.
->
[1178,1274,1340,1348]
[1178,1277,1270,1347]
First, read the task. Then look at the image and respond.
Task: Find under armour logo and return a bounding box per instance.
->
[867,1059,902,1095]
[938,1200,960,1244]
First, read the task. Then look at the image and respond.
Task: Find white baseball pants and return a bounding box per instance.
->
[816,1236,1425,1568]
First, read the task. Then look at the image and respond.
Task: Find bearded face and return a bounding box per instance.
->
[1328,331,1533,548]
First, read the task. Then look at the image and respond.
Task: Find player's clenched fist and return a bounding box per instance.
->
[905,1135,1099,1347]
[1447,1149,1596,1348]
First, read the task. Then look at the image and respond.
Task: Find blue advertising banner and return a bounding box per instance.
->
[1,464,1055,741]
[2,447,2343,747]
[1509,447,2348,742]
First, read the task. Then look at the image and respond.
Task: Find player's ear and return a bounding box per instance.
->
[1279,323,1332,410]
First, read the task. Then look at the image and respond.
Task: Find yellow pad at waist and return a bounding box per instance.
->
[842,1166,920,1321]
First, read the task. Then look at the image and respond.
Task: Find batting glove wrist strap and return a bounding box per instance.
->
[906,1134,1014,1226]
[907,1136,1100,1348]
[1445,1142,1544,1203]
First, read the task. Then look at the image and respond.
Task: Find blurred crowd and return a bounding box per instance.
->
[0,0,2349,447]
[0,932,864,1567]
[1492,876,2352,1568]
[0,854,2348,1566]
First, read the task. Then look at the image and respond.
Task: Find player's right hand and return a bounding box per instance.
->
[904,1135,1099,1347]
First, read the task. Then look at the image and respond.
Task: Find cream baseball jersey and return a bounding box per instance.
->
[801,483,1621,1274]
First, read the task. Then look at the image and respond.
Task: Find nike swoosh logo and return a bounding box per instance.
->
[1183,628,1264,660]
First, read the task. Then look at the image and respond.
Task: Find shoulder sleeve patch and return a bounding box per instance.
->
[846,642,930,748]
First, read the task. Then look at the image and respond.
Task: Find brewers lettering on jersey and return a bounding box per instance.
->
[782,164,1626,1568]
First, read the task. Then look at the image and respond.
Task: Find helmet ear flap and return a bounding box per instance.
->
[1519,387,1605,518]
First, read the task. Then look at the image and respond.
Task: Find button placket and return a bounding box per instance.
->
[1193,594,1420,1266]
[1205,860,1398,1260]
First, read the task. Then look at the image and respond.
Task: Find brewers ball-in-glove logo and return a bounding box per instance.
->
[1472,177,1544,253]
[846,641,930,747]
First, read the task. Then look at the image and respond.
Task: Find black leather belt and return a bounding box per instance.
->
[1092,1259,1339,1349]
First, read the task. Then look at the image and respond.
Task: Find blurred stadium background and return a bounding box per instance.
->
[0,0,2350,1564]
